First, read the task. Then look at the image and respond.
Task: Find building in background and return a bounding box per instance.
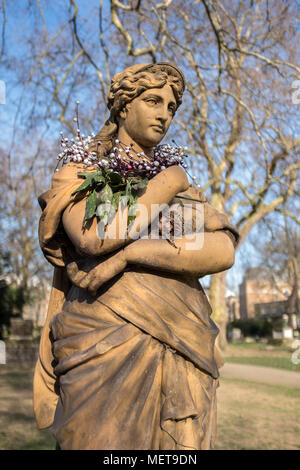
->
[239,267,292,319]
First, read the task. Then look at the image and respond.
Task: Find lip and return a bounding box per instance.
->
[151,125,165,133]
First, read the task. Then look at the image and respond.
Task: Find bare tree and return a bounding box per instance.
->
[256,213,300,326]
[1,0,300,344]
[105,0,300,346]
[0,141,53,304]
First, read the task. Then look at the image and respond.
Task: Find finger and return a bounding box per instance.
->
[78,271,98,290]
[72,271,91,287]
[66,261,79,277]
[87,256,126,294]
[67,264,92,288]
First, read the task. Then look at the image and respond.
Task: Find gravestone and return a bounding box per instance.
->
[231,328,242,342]
[282,327,293,339]
[0,340,6,364]
[9,318,33,340]
[272,330,283,340]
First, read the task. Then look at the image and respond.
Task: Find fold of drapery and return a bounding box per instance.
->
[33,267,70,429]
[34,163,87,430]
[49,280,219,450]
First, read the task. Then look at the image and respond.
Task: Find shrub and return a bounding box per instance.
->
[0,283,30,339]
[228,318,273,339]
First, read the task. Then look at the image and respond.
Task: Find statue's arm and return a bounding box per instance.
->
[62,165,189,257]
[66,229,235,296]
[122,199,238,277]
[123,231,235,278]
[65,190,238,294]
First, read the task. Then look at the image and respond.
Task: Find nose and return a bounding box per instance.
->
[156,104,169,125]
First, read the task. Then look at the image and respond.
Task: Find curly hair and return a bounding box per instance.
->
[89,63,185,157]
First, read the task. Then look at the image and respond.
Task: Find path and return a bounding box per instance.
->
[220,362,300,388]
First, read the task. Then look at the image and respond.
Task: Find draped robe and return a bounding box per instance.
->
[33,162,239,450]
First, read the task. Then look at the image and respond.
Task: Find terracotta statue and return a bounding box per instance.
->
[33,63,239,450]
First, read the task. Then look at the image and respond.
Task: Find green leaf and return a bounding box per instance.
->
[176,195,204,203]
[100,212,109,227]
[131,178,148,191]
[97,200,116,228]
[72,172,97,195]
[125,181,131,197]
[77,171,95,179]
[92,174,106,184]
[108,171,123,186]
[72,171,106,197]
[77,171,147,231]
[72,178,94,196]
[112,191,122,210]
[83,189,98,226]
[99,184,113,204]
[127,192,139,227]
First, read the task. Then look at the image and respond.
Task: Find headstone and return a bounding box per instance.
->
[9,318,33,340]
[282,327,293,339]
[244,336,253,343]
[231,328,242,342]
[0,340,6,364]
[272,330,283,340]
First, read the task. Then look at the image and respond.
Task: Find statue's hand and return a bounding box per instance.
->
[66,250,127,296]
[171,185,230,235]
[203,202,230,232]
[175,184,207,201]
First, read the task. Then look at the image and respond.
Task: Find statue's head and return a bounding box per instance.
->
[90,63,185,156]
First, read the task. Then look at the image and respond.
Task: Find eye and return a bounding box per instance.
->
[146,98,157,105]
[168,104,176,115]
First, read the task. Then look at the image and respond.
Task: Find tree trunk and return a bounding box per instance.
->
[209,271,228,351]
[286,257,300,328]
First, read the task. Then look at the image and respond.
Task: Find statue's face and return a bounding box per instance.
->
[119,84,177,149]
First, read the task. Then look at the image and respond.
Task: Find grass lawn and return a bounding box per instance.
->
[223,341,300,372]
[215,377,300,450]
[0,362,299,450]
[224,356,300,372]
[0,366,55,450]
[224,341,293,356]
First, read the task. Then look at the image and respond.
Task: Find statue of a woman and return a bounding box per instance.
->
[34,63,239,450]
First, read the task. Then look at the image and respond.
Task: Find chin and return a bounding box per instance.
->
[135,130,165,149]
[146,133,165,147]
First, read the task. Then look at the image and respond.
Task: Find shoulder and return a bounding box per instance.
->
[51,162,95,189]
[38,163,90,209]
